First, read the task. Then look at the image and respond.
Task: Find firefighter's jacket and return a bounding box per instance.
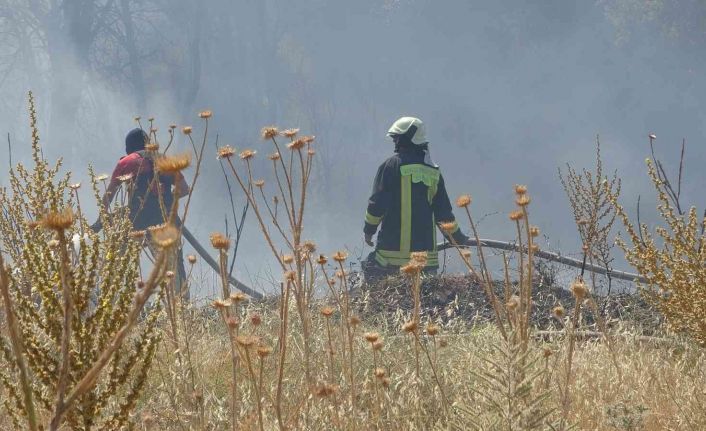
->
[364,148,467,269]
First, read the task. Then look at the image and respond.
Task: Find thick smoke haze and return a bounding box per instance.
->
[1,1,705,296]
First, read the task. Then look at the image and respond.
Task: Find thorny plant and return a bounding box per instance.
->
[451,330,557,430]
[609,136,706,346]
[0,93,187,430]
[559,136,621,297]
[557,136,624,425]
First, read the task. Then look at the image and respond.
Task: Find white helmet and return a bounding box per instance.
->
[387,116,428,146]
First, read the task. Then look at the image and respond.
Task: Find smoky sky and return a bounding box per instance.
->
[1,1,705,296]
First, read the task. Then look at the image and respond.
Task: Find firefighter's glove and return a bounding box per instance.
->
[364,234,374,247]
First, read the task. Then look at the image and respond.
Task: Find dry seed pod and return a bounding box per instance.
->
[217,145,236,159]
[516,194,531,207]
[210,232,231,250]
[456,194,472,207]
[332,251,348,262]
[261,126,279,140]
[230,292,248,303]
[281,128,299,138]
[257,345,272,358]
[41,208,74,231]
[570,280,588,300]
[402,321,418,333]
[250,313,262,326]
[364,332,380,343]
[426,323,440,336]
[155,153,191,173]
[509,210,524,221]
[239,149,256,160]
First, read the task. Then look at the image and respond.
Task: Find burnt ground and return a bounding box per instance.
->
[349,273,663,334]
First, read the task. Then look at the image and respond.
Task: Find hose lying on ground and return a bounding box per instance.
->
[179,232,646,301]
[437,239,647,284]
[182,226,264,300]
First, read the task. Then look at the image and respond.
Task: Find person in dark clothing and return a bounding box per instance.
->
[94,128,190,295]
[363,117,469,279]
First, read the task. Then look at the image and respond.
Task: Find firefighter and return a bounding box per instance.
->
[92,128,189,295]
[363,116,469,279]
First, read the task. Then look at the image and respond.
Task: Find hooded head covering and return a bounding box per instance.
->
[125,128,148,154]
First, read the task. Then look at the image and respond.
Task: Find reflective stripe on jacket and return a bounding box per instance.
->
[363,147,466,268]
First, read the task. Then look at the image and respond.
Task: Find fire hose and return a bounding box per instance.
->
[180,233,647,301]
[181,226,264,300]
[436,239,647,284]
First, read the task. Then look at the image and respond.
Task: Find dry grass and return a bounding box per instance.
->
[1,100,705,430]
[133,312,706,430]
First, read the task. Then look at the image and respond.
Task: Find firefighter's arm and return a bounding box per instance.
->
[364,162,390,240]
[432,174,469,245]
[174,172,189,198]
[92,167,123,232]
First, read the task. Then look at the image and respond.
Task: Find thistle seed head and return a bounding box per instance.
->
[210,232,231,250]
[217,145,236,159]
[281,128,299,138]
[439,221,457,233]
[236,335,257,348]
[261,126,279,140]
[239,149,256,160]
[155,153,191,173]
[506,295,520,311]
[571,279,588,300]
[332,251,347,262]
[287,139,306,150]
[402,320,418,333]
[41,208,74,231]
[230,292,248,303]
[151,224,179,248]
[516,194,531,207]
[456,194,472,207]
[250,313,262,326]
[257,345,272,358]
[426,323,440,336]
[364,332,380,343]
[400,262,422,275]
[117,173,134,183]
[509,210,524,221]
[313,383,337,398]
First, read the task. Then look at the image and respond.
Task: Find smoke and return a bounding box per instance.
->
[2,1,705,296]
